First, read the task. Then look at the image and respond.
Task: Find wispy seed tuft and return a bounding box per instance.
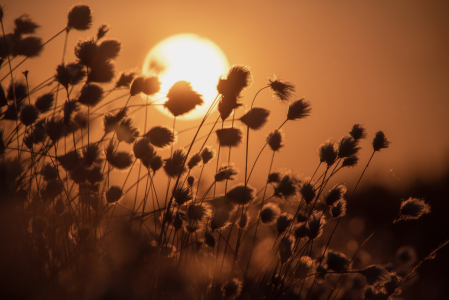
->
[215,164,239,182]
[260,203,281,225]
[144,126,176,148]
[373,131,390,152]
[239,107,270,130]
[216,127,243,147]
[164,81,203,117]
[67,4,93,31]
[398,197,430,221]
[287,98,311,120]
[268,77,295,102]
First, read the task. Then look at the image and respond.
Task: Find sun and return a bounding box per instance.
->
[142,34,229,120]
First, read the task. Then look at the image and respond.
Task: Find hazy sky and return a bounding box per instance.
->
[3,0,449,191]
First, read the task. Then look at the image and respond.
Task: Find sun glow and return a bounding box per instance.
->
[142,34,229,119]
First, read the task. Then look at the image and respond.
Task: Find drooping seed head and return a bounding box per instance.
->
[268,77,295,102]
[215,163,239,182]
[287,98,311,120]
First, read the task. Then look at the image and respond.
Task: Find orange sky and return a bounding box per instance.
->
[3,0,449,192]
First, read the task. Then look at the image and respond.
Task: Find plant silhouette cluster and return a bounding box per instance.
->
[0,4,446,300]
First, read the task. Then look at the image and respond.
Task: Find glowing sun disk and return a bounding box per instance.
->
[143,34,229,119]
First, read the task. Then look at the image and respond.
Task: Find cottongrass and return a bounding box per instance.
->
[0,4,445,300]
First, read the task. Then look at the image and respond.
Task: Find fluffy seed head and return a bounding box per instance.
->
[57,150,81,171]
[337,136,360,158]
[88,166,103,184]
[342,156,359,168]
[116,71,136,88]
[97,39,121,60]
[172,184,192,206]
[268,77,295,102]
[276,213,294,234]
[260,203,281,225]
[319,140,338,166]
[34,93,54,113]
[225,184,255,205]
[268,172,281,183]
[78,83,103,107]
[14,14,39,35]
[187,153,202,170]
[216,127,242,147]
[108,151,133,170]
[331,199,346,218]
[239,107,270,130]
[350,124,367,141]
[163,148,187,178]
[96,24,109,40]
[266,129,284,151]
[68,4,92,31]
[307,211,325,239]
[398,197,430,221]
[69,163,89,183]
[287,98,311,120]
[148,156,163,172]
[218,65,252,97]
[106,186,123,203]
[133,138,156,160]
[215,164,239,182]
[19,104,39,126]
[187,203,211,222]
[326,250,350,272]
[360,265,390,286]
[274,173,299,199]
[116,118,139,144]
[74,38,98,67]
[324,184,347,206]
[82,143,102,166]
[41,163,58,181]
[296,212,308,223]
[201,146,215,164]
[294,256,315,279]
[45,117,64,143]
[279,235,295,263]
[294,222,310,239]
[300,181,315,204]
[164,81,203,117]
[373,131,390,151]
[223,278,242,298]
[88,59,115,83]
[144,126,176,148]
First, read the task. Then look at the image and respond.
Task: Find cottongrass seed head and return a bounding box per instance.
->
[225,183,255,205]
[267,129,284,151]
[337,136,360,158]
[106,186,123,203]
[215,163,239,182]
[164,148,187,178]
[67,4,92,31]
[216,127,243,147]
[360,265,390,286]
[398,197,430,221]
[268,77,295,102]
[331,199,347,218]
[300,180,315,204]
[144,126,176,148]
[324,183,347,206]
[239,107,270,130]
[279,235,295,263]
[350,124,367,141]
[326,250,350,272]
[187,153,202,170]
[276,213,294,234]
[307,211,325,239]
[164,80,203,117]
[260,203,281,225]
[201,146,215,164]
[319,139,338,166]
[287,98,311,120]
[373,131,390,152]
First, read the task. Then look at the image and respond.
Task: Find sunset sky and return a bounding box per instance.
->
[4,0,449,191]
